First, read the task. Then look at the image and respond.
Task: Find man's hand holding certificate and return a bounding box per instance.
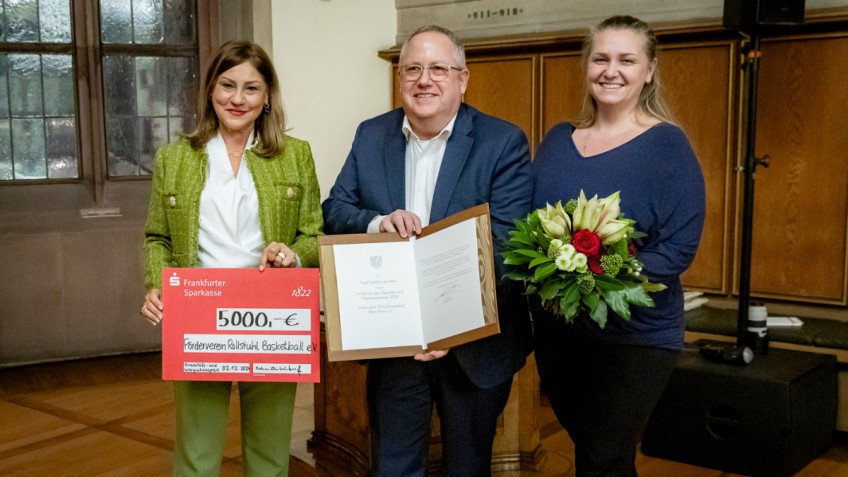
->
[319,204,499,361]
[161,268,320,382]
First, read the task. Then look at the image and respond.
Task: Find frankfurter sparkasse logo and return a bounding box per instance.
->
[169,272,180,286]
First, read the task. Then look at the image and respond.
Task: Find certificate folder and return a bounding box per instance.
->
[318,204,499,361]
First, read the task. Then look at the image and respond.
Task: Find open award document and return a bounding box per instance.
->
[318,204,500,361]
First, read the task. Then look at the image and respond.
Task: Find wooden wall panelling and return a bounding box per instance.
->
[745,34,848,304]
[308,339,371,476]
[463,55,537,148]
[384,19,848,304]
[659,42,736,294]
[391,56,538,148]
[540,53,584,138]
[391,64,401,110]
[309,337,544,474]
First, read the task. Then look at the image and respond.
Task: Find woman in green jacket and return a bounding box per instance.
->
[139,40,323,476]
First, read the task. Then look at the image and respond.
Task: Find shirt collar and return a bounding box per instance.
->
[212,130,257,150]
[402,114,457,143]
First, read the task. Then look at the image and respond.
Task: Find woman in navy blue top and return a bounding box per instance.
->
[531,15,705,476]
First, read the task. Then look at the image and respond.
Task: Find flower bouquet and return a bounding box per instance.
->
[503,190,666,328]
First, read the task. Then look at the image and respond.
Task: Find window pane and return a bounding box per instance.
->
[168,56,195,116]
[103,55,137,116]
[104,55,137,176]
[136,56,166,116]
[0,53,77,181]
[12,118,45,179]
[42,54,73,116]
[45,117,76,178]
[164,0,194,44]
[0,56,8,118]
[0,2,5,41]
[169,116,190,143]
[107,116,138,176]
[0,120,10,179]
[9,54,42,117]
[100,0,132,44]
[6,0,39,42]
[133,0,163,44]
[138,116,166,174]
[105,55,196,177]
[39,0,71,43]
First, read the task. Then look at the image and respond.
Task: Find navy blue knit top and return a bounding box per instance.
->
[532,122,706,349]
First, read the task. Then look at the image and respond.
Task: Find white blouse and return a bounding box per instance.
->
[197,132,264,268]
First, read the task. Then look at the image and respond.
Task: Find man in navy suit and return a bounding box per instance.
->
[322,25,533,477]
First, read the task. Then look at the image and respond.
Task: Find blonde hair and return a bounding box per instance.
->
[186,40,286,157]
[573,15,678,129]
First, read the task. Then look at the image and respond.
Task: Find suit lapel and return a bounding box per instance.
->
[430,106,473,223]
[384,122,407,212]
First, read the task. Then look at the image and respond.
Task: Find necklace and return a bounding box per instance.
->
[226,149,244,158]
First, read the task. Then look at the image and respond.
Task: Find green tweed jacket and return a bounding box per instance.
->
[143,136,324,290]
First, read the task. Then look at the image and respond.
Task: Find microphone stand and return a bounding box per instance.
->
[736,31,770,362]
[700,31,768,365]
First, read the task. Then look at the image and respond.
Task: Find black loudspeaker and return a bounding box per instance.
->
[642,343,837,477]
[723,0,805,29]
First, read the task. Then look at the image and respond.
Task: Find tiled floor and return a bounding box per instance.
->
[1,353,848,476]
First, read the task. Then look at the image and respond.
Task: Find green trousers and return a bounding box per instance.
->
[173,380,297,476]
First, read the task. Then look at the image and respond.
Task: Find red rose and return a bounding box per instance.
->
[588,254,604,274]
[628,241,637,257]
[572,229,601,256]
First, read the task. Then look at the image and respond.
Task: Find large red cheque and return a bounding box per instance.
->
[161,267,320,382]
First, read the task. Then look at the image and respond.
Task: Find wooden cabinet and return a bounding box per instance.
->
[308,336,543,475]
[660,42,737,294]
[749,35,848,303]
[540,53,584,136]
[381,18,848,306]
[391,55,536,148]
[464,55,536,149]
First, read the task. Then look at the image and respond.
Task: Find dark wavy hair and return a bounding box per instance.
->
[186,40,286,157]
[573,15,678,128]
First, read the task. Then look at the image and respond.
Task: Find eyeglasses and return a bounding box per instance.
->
[398,64,464,82]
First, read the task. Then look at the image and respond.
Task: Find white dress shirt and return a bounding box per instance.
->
[367,114,457,233]
[197,132,265,268]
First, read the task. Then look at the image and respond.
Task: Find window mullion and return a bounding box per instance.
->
[6,54,13,180]
[72,0,107,203]
[40,55,47,178]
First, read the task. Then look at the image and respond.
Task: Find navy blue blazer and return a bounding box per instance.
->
[322,103,534,388]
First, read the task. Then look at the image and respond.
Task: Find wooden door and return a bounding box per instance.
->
[747,35,848,304]
[660,42,737,294]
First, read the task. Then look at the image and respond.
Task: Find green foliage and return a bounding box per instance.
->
[547,241,562,259]
[600,253,624,277]
[577,273,595,295]
[504,203,666,330]
[610,238,628,258]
